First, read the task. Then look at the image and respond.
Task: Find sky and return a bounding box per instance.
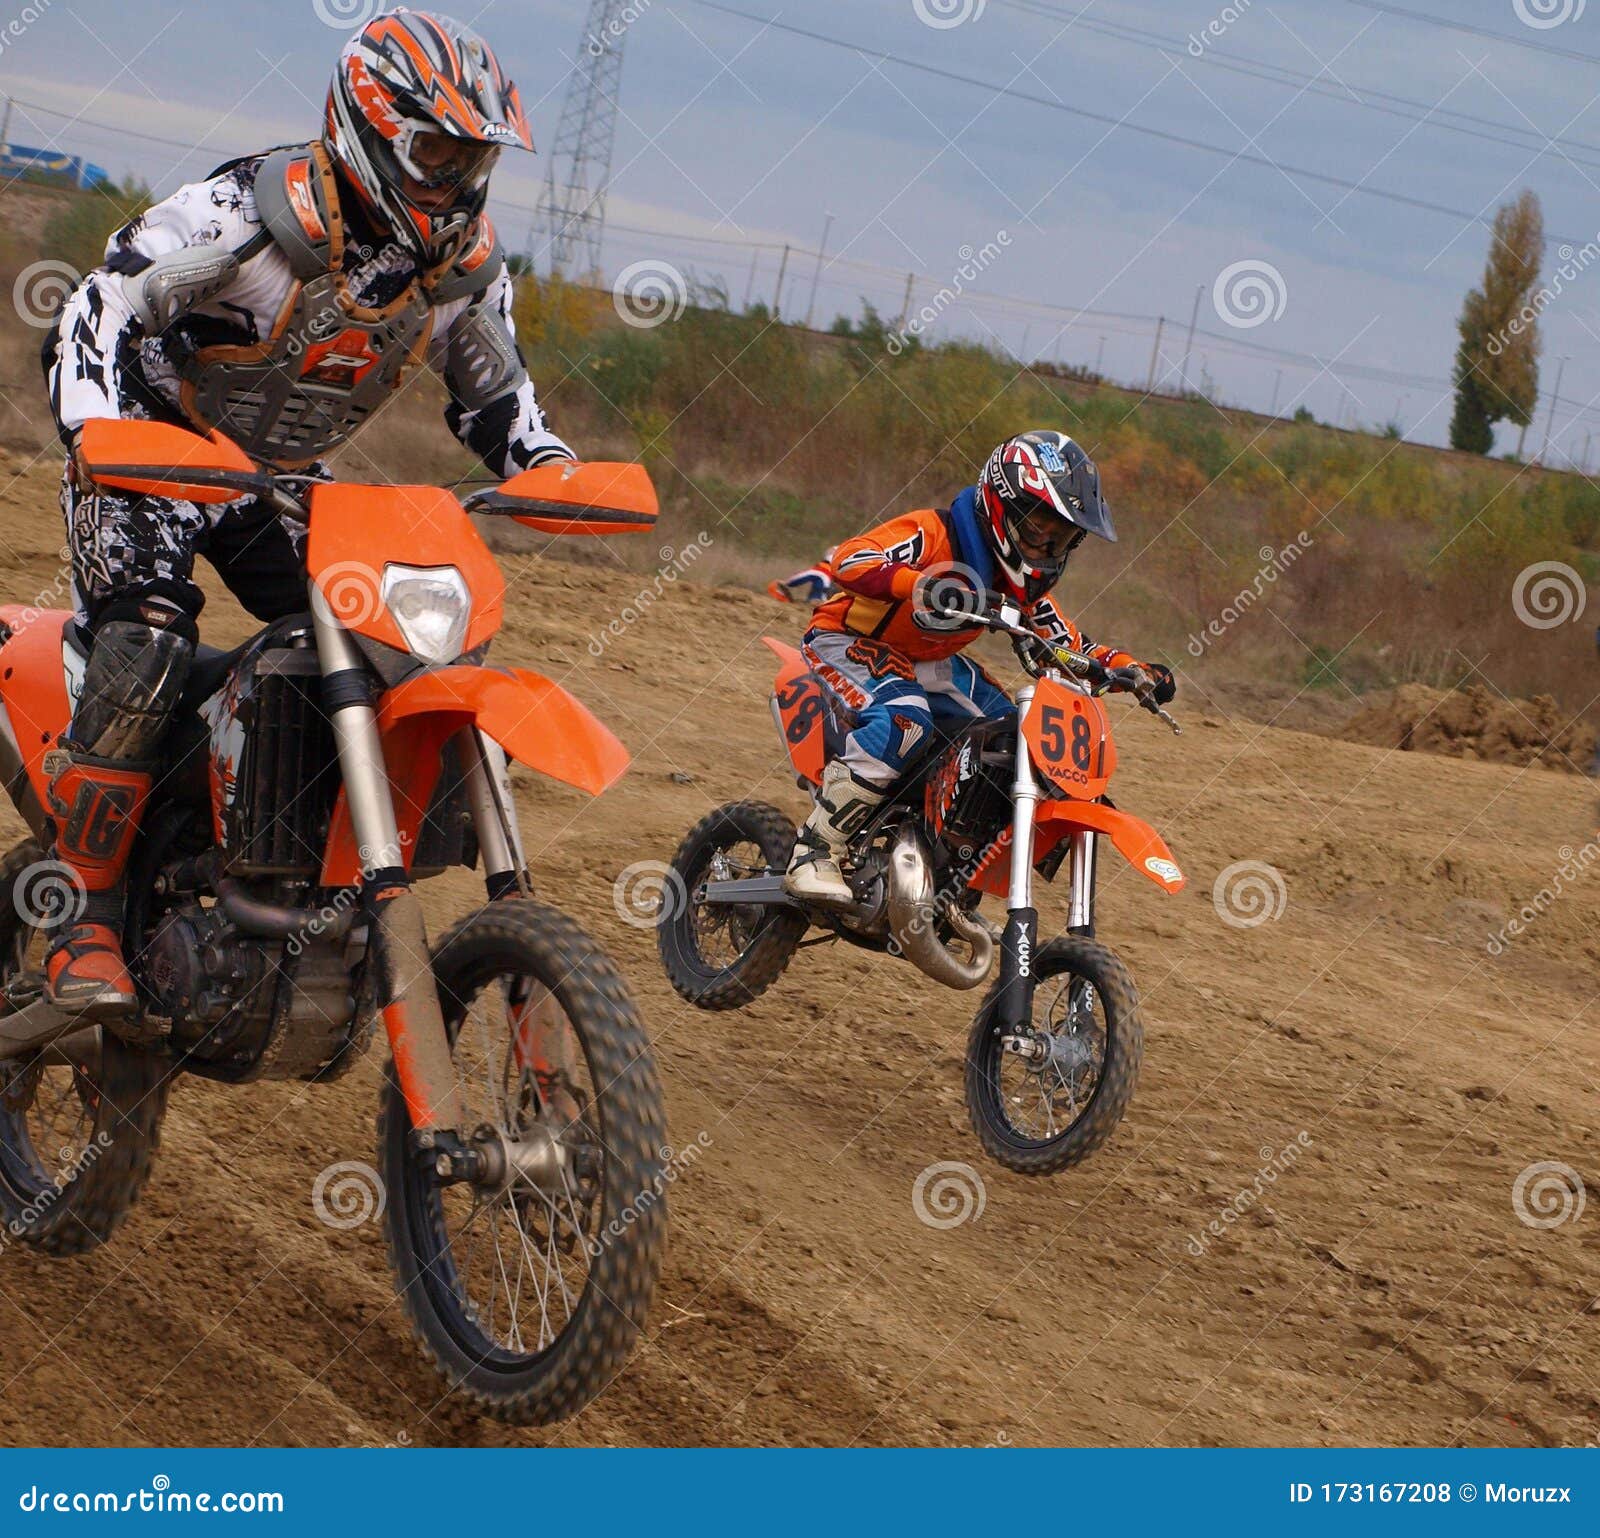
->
[5,0,1600,455]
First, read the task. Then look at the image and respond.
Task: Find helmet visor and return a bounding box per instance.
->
[1012,505,1082,565]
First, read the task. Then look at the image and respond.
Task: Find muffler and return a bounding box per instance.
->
[886,825,994,990]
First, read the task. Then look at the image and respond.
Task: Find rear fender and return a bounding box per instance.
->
[762,636,825,788]
[320,665,629,885]
[970,797,1185,897]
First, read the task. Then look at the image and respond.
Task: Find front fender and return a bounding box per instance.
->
[320,665,629,885]
[971,798,1185,897]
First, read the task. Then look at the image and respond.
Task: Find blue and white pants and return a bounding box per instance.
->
[801,630,1013,788]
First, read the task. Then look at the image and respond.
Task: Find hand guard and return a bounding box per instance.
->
[1141,662,1176,704]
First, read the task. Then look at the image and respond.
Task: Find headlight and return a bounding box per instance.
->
[381,564,471,664]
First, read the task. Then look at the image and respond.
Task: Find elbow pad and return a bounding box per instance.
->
[121,245,240,333]
[444,302,522,410]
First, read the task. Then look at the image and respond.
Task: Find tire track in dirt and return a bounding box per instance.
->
[0,463,1596,1446]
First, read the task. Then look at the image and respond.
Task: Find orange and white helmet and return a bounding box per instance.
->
[325,8,532,267]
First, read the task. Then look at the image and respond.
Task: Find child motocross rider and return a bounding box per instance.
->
[784,430,1175,906]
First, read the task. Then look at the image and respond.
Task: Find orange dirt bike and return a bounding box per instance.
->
[0,420,667,1423]
[659,603,1185,1174]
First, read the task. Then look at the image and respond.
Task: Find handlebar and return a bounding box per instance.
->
[926,601,1182,735]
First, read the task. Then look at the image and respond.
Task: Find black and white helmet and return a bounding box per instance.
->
[978,430,1116,601]
[324,9,532,268]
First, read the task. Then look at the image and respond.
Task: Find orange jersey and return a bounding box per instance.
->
[810,506,1137,668]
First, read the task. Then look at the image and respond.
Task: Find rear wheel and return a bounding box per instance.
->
[0,839,171,1254]
[381,899,667,1424]
[657,801,807,1010]
[965,936,1142,1175]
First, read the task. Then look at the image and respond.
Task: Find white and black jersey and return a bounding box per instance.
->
[45,155,572,476]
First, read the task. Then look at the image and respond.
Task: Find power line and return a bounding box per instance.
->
[998,0,1600,171]
[683,0,1593,250]
[3,95,240,160]
[13,45,1596,442]
[1341,1,1600,66]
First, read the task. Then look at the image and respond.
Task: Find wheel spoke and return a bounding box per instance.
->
[425,966,602,1363]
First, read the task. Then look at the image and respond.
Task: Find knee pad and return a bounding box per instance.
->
[72,621,195,760]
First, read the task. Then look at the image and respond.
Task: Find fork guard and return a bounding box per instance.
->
[971,799,1185,898]
[320,665,630,886]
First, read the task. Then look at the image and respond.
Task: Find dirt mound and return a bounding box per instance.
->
[1340,683,1596,772]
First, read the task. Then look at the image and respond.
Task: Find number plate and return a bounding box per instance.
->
[1023,679,1116,799]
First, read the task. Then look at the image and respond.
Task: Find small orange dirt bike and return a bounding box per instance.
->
[659,603,1185,1174]
[0,420,667,1423]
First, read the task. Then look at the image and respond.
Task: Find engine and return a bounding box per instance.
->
[142,903,364,1083]
[145,906,275,1031]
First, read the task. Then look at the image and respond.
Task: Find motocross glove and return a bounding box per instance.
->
[910,567,996,631]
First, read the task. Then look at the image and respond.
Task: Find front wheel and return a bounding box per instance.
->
[964,936,1143,1175]
[380,900,667,1424]
[657,801,807,1011]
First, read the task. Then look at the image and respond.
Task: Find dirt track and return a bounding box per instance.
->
[0,453,1596,1448]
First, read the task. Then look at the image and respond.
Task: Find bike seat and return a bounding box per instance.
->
[181,638,252,709]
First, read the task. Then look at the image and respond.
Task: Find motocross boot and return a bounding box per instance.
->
[783,758,885,908]
[43,621,192,1016]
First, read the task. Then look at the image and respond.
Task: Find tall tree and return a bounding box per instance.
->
[1449,190,1543,455]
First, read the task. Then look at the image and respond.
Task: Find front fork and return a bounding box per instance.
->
[458,711,573,1114]
[994,683,1098,1041]
[314,604,465,1133]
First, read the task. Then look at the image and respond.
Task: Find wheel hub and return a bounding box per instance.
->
[467,1121,570,1195]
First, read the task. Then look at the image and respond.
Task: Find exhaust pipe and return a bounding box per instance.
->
[886,825,994,991]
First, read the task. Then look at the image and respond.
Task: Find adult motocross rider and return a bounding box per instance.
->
[784,430,1176,906]
[38,8,572,1015]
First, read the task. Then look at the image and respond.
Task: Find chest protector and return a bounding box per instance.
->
[178,142,500,467]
